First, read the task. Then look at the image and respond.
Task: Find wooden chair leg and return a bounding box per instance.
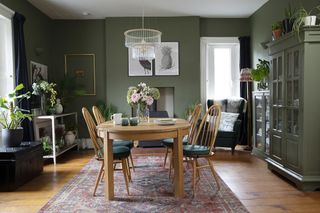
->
[129,153,135,172]
[192,158,197,197]
[195,159,201,183]
[121,158,130,195]
[163,147,169,168]
[93,161,104,196]
[126,158,132,182]
[207,158,220,191]
[100,170,105,182]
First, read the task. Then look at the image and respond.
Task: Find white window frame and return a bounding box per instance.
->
[0,3,14,137]
[200,37,240,109]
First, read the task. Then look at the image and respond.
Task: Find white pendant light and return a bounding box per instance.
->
[124,1,161,60]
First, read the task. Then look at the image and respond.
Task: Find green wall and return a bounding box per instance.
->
[0,0,52,78]
[250,0,319,66]
[51,20,106,137]
[200,18,250,37]
[105,17,201,117]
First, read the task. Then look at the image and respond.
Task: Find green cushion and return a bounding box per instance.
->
[162,137,188,147]
[96,146,130,159]
[183,144,210,157]
[113,140,134,149]
[113,146,130,159]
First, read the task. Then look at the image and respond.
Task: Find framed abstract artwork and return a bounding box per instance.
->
[155,42,179,76]
[64,54,96,96]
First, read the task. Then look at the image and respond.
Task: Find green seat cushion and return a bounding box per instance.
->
[113,140,134,149]
[183,145,210,157]
[162,137,188,147]
[113,146,130,159]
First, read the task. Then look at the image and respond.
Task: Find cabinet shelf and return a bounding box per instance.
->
[43,142,78,159]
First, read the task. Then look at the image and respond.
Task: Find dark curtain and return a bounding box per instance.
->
[238,36,251,145]
[13,13,34,141]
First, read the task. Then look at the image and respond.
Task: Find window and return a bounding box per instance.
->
[200,37,240,107]
[0,3,14,134]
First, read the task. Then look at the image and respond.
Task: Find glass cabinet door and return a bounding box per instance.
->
[254,95,263,150]
[265,94,270,154]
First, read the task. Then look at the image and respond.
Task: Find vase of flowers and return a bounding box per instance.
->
[127,82,160,122]
[32,80,57,115]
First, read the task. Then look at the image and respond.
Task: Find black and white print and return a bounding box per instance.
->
[128,48,153,76]
[155,42,179,76]
[31,61,48,83]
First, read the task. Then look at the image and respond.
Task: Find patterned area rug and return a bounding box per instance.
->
[39,156,248,213]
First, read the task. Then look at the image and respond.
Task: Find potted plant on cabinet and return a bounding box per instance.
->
[272,21,283,40]
[252,59,270,91]
[283,3,296,34]
[292,5,320,39]
[0,84,32,147]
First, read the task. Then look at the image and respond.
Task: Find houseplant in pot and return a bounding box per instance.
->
[252,59,270,90]
[292,5,320,39]
[0,84,32,147]
[272,21,283,40]
[283,3,296,34]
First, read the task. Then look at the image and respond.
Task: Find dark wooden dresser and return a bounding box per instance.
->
[0,142,43,191]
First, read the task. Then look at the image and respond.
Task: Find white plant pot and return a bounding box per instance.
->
[304,16,317,26]
[64,131,76,146]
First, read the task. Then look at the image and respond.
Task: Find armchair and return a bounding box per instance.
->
[207,98,247,154]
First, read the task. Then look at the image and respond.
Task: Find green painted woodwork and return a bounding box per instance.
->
[267,27,320,191]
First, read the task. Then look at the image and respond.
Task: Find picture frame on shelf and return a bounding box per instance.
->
[30,61,48,83]
[155,42,179,76]
[64,54,96,96]
[128,48,154,77]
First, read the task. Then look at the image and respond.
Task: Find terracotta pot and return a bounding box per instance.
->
[272,29,283,40]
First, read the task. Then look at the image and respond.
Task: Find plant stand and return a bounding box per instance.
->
[33,112,78,164]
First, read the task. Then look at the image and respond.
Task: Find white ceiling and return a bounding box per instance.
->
[27,0,269,19]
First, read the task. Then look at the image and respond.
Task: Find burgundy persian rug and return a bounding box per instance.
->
[39,156,248,213]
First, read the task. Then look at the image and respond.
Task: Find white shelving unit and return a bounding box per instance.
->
[33,112,78,164]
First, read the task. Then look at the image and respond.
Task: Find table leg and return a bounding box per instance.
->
[104,131,114,200]
[173,128,184,198]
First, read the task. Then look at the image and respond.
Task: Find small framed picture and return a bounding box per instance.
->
[30,61,48,83]
[155,42,179,76]
[128,49,154,77]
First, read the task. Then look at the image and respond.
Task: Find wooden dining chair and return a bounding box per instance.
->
[92,105,135,172]
[82,107,131,196]
[162,104,202,177]
[183,104,221,196]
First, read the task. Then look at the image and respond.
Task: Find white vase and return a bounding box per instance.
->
[64,131,76,146]
[55,98,63,114]
[304,16,317,26]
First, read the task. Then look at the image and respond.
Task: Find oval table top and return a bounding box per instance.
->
[97,118,190,134]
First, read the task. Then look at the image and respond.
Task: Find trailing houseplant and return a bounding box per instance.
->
[283,3,296,34]
[292,5,320,40]
[0,84,32,147]
[272,21,283,40]
[252,59,270,90]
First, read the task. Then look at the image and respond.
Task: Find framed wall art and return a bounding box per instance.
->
[30,61,48,83]
[155,42,179,76]
[128,48,154,77]
[64,54,96,96]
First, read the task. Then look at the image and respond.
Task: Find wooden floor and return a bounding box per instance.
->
[0,147,320,213]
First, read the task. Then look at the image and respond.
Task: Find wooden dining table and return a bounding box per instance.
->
[96,118,190,200]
